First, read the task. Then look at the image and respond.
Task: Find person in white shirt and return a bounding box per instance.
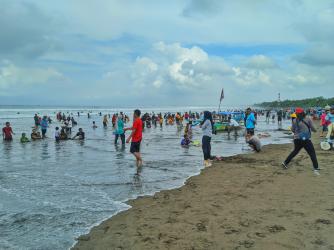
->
[227,116,239,136]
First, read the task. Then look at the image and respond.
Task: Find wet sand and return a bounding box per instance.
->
[73,128,334,250]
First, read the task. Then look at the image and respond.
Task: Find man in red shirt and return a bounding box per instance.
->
[125,109,143,168]
[2,122,15,141]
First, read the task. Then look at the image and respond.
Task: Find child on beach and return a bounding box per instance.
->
[200,111,213,167]
[181,134,191,147]
[125,109,143,168]
[55,127,60,141]
[20,133,30,143]
[92,121,98,129]
[2,122,14,141]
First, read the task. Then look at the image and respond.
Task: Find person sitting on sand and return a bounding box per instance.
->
[31,129,42,140]
[72,128,85,140]
[246,134,262,152]
[20,133,30,143]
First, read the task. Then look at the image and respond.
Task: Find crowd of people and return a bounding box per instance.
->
[2,106,334,175]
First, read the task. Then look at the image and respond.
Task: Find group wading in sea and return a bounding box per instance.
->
[2,106,334,175]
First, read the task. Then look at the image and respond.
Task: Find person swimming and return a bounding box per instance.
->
[72,128,85,140]
[20,133,30,143]
[181,134,191,147]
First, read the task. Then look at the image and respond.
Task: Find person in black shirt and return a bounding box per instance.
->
[72,128,85,140]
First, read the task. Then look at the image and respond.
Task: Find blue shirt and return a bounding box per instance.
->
[326,113,334,123]
[246,113,256,129]
[40,119,48,130]
[115,119,124,134]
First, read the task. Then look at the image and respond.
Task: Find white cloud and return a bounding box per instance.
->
[0,61,64,91]
[246,55,277,69]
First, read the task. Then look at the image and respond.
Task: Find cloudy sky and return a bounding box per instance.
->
[0,0,333,107]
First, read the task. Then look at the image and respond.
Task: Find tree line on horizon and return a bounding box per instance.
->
[256,96,334,109]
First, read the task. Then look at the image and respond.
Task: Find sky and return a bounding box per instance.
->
[0,0,333,107]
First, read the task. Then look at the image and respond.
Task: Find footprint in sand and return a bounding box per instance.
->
[315,218,332,225]
[267,225,286,233]
[238,240,255,249]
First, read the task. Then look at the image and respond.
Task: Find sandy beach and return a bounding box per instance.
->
[73,127,334,250]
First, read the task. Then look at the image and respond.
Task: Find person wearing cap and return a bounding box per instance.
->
[282,107,320,175]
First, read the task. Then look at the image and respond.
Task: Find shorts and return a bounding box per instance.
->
[246,128,255,136]
[322,125,328,132]
[130,141,141,154]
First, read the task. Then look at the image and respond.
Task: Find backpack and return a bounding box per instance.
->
[297,119,311,140]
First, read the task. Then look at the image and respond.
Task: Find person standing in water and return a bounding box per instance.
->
[40,116,49,138]
[282,108,320,175]
[103,115,108,127]
[125,109,143,168]
[200,111,213,167]
[114,114,125,145]
[2,122,15,141]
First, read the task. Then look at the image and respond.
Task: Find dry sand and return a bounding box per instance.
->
[73,128,334,250]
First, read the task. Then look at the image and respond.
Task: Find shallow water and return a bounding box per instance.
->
[0,107,292,249]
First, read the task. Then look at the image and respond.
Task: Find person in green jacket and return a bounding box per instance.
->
[20,133,30,143]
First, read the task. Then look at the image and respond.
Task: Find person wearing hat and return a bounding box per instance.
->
[282,107,321,175]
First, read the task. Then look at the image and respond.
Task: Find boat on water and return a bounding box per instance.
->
[213,111,244,132]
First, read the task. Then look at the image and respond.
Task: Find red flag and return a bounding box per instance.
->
[220,88,224,101]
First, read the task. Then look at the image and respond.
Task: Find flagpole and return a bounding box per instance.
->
[218,99,222,113]
[218,88,224,113]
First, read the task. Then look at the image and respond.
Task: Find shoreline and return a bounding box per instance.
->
[73,131,334,250]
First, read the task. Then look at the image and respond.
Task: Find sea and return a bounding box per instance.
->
[0,106,292,250]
